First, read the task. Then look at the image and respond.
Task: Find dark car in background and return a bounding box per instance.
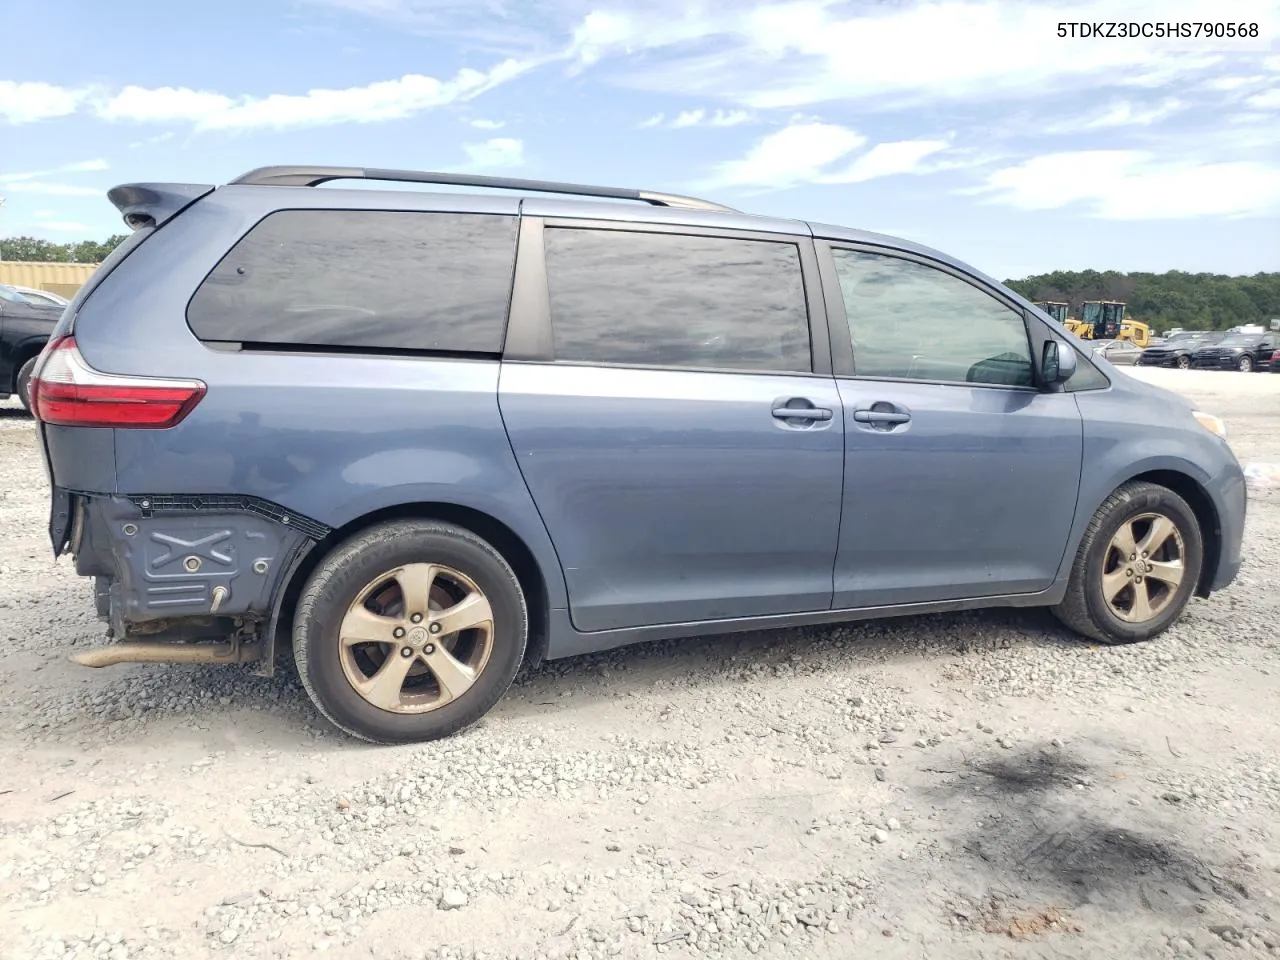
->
[1138,331,1224,369]
[1190,333,1278,372]
[0,283,64,412]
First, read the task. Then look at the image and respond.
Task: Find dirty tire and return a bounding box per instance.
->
[15,357,38,413]
[1051,481,1203,645]
[294,520,527,744]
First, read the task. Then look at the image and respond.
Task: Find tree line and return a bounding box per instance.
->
[2,234,1277,332]
[1004,269,1280,332]
[0,234,129,264]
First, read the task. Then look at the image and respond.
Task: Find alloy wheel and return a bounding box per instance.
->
[338,563,494,713]
[1101,513,1186,623]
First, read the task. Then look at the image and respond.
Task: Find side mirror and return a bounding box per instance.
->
[1041,339,1076,385]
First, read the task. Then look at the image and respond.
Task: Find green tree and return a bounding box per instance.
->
[1007,270,1280,331]
[0,233,128,264]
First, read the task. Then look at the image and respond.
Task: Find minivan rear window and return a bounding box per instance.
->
[187,209,518,354]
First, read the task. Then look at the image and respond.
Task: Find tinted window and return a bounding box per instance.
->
[544,228,812,373]
[830,249,1033,387]
[188,210,518,353]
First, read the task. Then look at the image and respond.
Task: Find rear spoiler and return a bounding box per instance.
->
[106,182,215,231]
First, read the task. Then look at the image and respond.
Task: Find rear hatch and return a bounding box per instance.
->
[30,182,214,554]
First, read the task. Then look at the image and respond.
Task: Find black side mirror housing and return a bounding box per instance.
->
[1041,340,1077,385]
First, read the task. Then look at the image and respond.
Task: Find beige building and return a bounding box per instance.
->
[0,261,98,300]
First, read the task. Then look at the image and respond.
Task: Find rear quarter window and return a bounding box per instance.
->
[187,209,518,353]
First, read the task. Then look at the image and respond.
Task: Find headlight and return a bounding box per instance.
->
[1193,410,1227,439]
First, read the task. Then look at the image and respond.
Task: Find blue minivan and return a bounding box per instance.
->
[31,166,1246,743]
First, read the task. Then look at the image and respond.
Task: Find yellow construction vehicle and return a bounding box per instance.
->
[1069,300,1152,347]
[1033,301,1070,325]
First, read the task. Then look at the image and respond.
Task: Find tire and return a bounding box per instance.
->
[293,520,528,744]
[1238,355,1253,372]
[15,357,38,413]
[1175,355,1191,370]
[1051,481,1203,645]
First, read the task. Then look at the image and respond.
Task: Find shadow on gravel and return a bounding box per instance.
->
[932,743,1250,919]
[0,406,32,421]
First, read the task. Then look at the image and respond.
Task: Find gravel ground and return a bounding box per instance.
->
[1,367,1278,960]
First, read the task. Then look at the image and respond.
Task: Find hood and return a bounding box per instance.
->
[1112,369,1196,411]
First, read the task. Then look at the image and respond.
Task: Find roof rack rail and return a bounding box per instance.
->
[228,166,737,213]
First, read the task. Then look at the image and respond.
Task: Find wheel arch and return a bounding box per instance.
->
[1126,469,1221,598]
[8,337,48,395]
[273,501,553,674]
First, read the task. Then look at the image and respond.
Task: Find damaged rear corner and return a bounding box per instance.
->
[68,493,327,675]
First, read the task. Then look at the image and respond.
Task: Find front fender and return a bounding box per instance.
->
[1056,411,1243,585]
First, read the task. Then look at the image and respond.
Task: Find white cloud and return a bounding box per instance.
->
[0,80,90,123]
[639,112,665,128]
[575,0,1275,110]
[704,122,867,189]
[0,159,109,197]
[468,118,505,129]
[671,109,706,128]
[4,60,532,131]
[1205,76,1264,91]
[0,182,104,196]
[670,108,754,128]
[975,150,1280,219]
[0,158,108,184]
[462,137,524,168]
[1245,88,1280,109]
[819,140,951,184]
[129,131,177,148]
[1084,99,1186,129]
[95,85,234,123]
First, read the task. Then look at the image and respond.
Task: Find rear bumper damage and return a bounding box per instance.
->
[59,490,327,673]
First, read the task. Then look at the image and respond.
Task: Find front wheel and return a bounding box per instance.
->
[15,357,38,413]
[1238,355,1253,372]
[1051,482,1202,645]
[293,520,528,743]
[1175,355,1191,370]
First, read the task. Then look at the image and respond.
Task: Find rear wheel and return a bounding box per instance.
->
[293,520,527,743]
[1052,482,1202,645]
[15,357,38,413]
[1238,355,1253,372]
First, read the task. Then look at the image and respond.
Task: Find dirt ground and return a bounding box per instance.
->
[1,367,1278,960]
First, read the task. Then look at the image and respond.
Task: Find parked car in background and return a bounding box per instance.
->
[1139,331,1224,369]
[0,283,63,411]
[12,286,71,309]
[30,166,1246,743]
[1271,348,1280,373]
[1090,338,1142,365]
[1190,332,1278,372]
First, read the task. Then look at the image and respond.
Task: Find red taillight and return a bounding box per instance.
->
[1272,349,1280,362]
[31,336,206,429]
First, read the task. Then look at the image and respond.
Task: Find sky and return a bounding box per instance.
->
[1,0,1278,280]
